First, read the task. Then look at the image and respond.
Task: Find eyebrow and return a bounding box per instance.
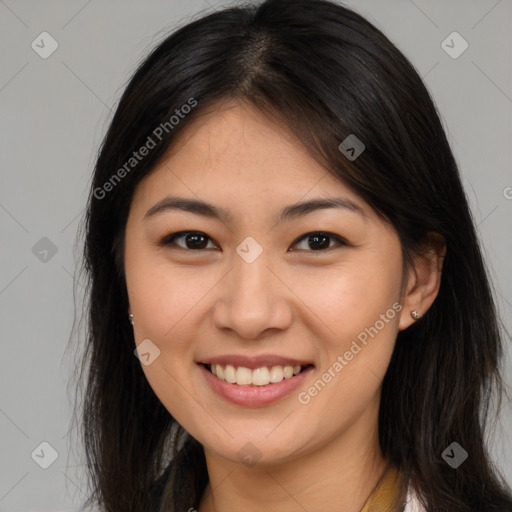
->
[144,195,366,224]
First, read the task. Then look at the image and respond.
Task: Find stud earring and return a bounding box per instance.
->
[411,310,420,320]
[129,313,134,325]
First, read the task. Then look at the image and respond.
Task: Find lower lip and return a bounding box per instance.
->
[198,364,314,407]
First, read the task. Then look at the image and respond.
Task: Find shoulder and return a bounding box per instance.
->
[403,484,426,512]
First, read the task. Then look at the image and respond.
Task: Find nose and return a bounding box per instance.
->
[212,250,293,340]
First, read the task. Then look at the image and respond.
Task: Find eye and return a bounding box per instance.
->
[160,231,218,250]
[159,230,348,252]
[290,231,347,252]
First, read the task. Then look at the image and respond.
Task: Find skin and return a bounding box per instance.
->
[124,99,445,512]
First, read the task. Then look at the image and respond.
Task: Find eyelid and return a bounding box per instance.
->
[289,231,348,251]
[159,230,219,250]
[160,230,349,252]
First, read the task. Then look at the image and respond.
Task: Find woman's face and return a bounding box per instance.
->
[124,100,414,467]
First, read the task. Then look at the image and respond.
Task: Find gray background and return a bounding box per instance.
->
[1,0,511,510]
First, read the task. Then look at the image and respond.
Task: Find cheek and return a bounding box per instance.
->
[291,256,403,419]
[292,264,401,429]
[128,265,201,338]
[126,251,227,364]
[291,257,402,348]
[125,259,208,418]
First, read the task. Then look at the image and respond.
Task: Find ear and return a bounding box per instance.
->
[398,232,446,331]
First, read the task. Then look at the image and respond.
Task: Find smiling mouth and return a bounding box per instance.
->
[201,363,314,386]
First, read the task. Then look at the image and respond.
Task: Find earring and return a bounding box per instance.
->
[129,313,134,325]
[411,310,420,320]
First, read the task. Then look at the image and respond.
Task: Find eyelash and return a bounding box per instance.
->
[159,230,348,252]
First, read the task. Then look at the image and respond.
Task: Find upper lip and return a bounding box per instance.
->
[198,354,314,370]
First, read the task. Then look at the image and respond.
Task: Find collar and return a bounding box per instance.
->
[360,464,408,512]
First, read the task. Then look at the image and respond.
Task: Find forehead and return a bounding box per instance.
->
[130,100,372,223]
[161,100,325,181]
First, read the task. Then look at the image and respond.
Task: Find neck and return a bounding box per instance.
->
[197,399,388,512]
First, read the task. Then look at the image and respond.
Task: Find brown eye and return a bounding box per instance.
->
[161,231,217,250]
[291,232,347,252]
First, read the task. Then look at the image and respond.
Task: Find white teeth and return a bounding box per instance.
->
[236,366,253,385]
[252,367,270,386]
[283,365,293,379]
[225,364,237,383]
[209,363,305,386]
[269,365,283,383]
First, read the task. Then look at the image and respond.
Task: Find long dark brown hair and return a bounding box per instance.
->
[69,0,512,510]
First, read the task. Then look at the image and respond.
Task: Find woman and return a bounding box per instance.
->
[74,0,512,510]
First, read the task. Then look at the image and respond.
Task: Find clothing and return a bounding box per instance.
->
[361,464,426,512]
[403,486,425,512]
